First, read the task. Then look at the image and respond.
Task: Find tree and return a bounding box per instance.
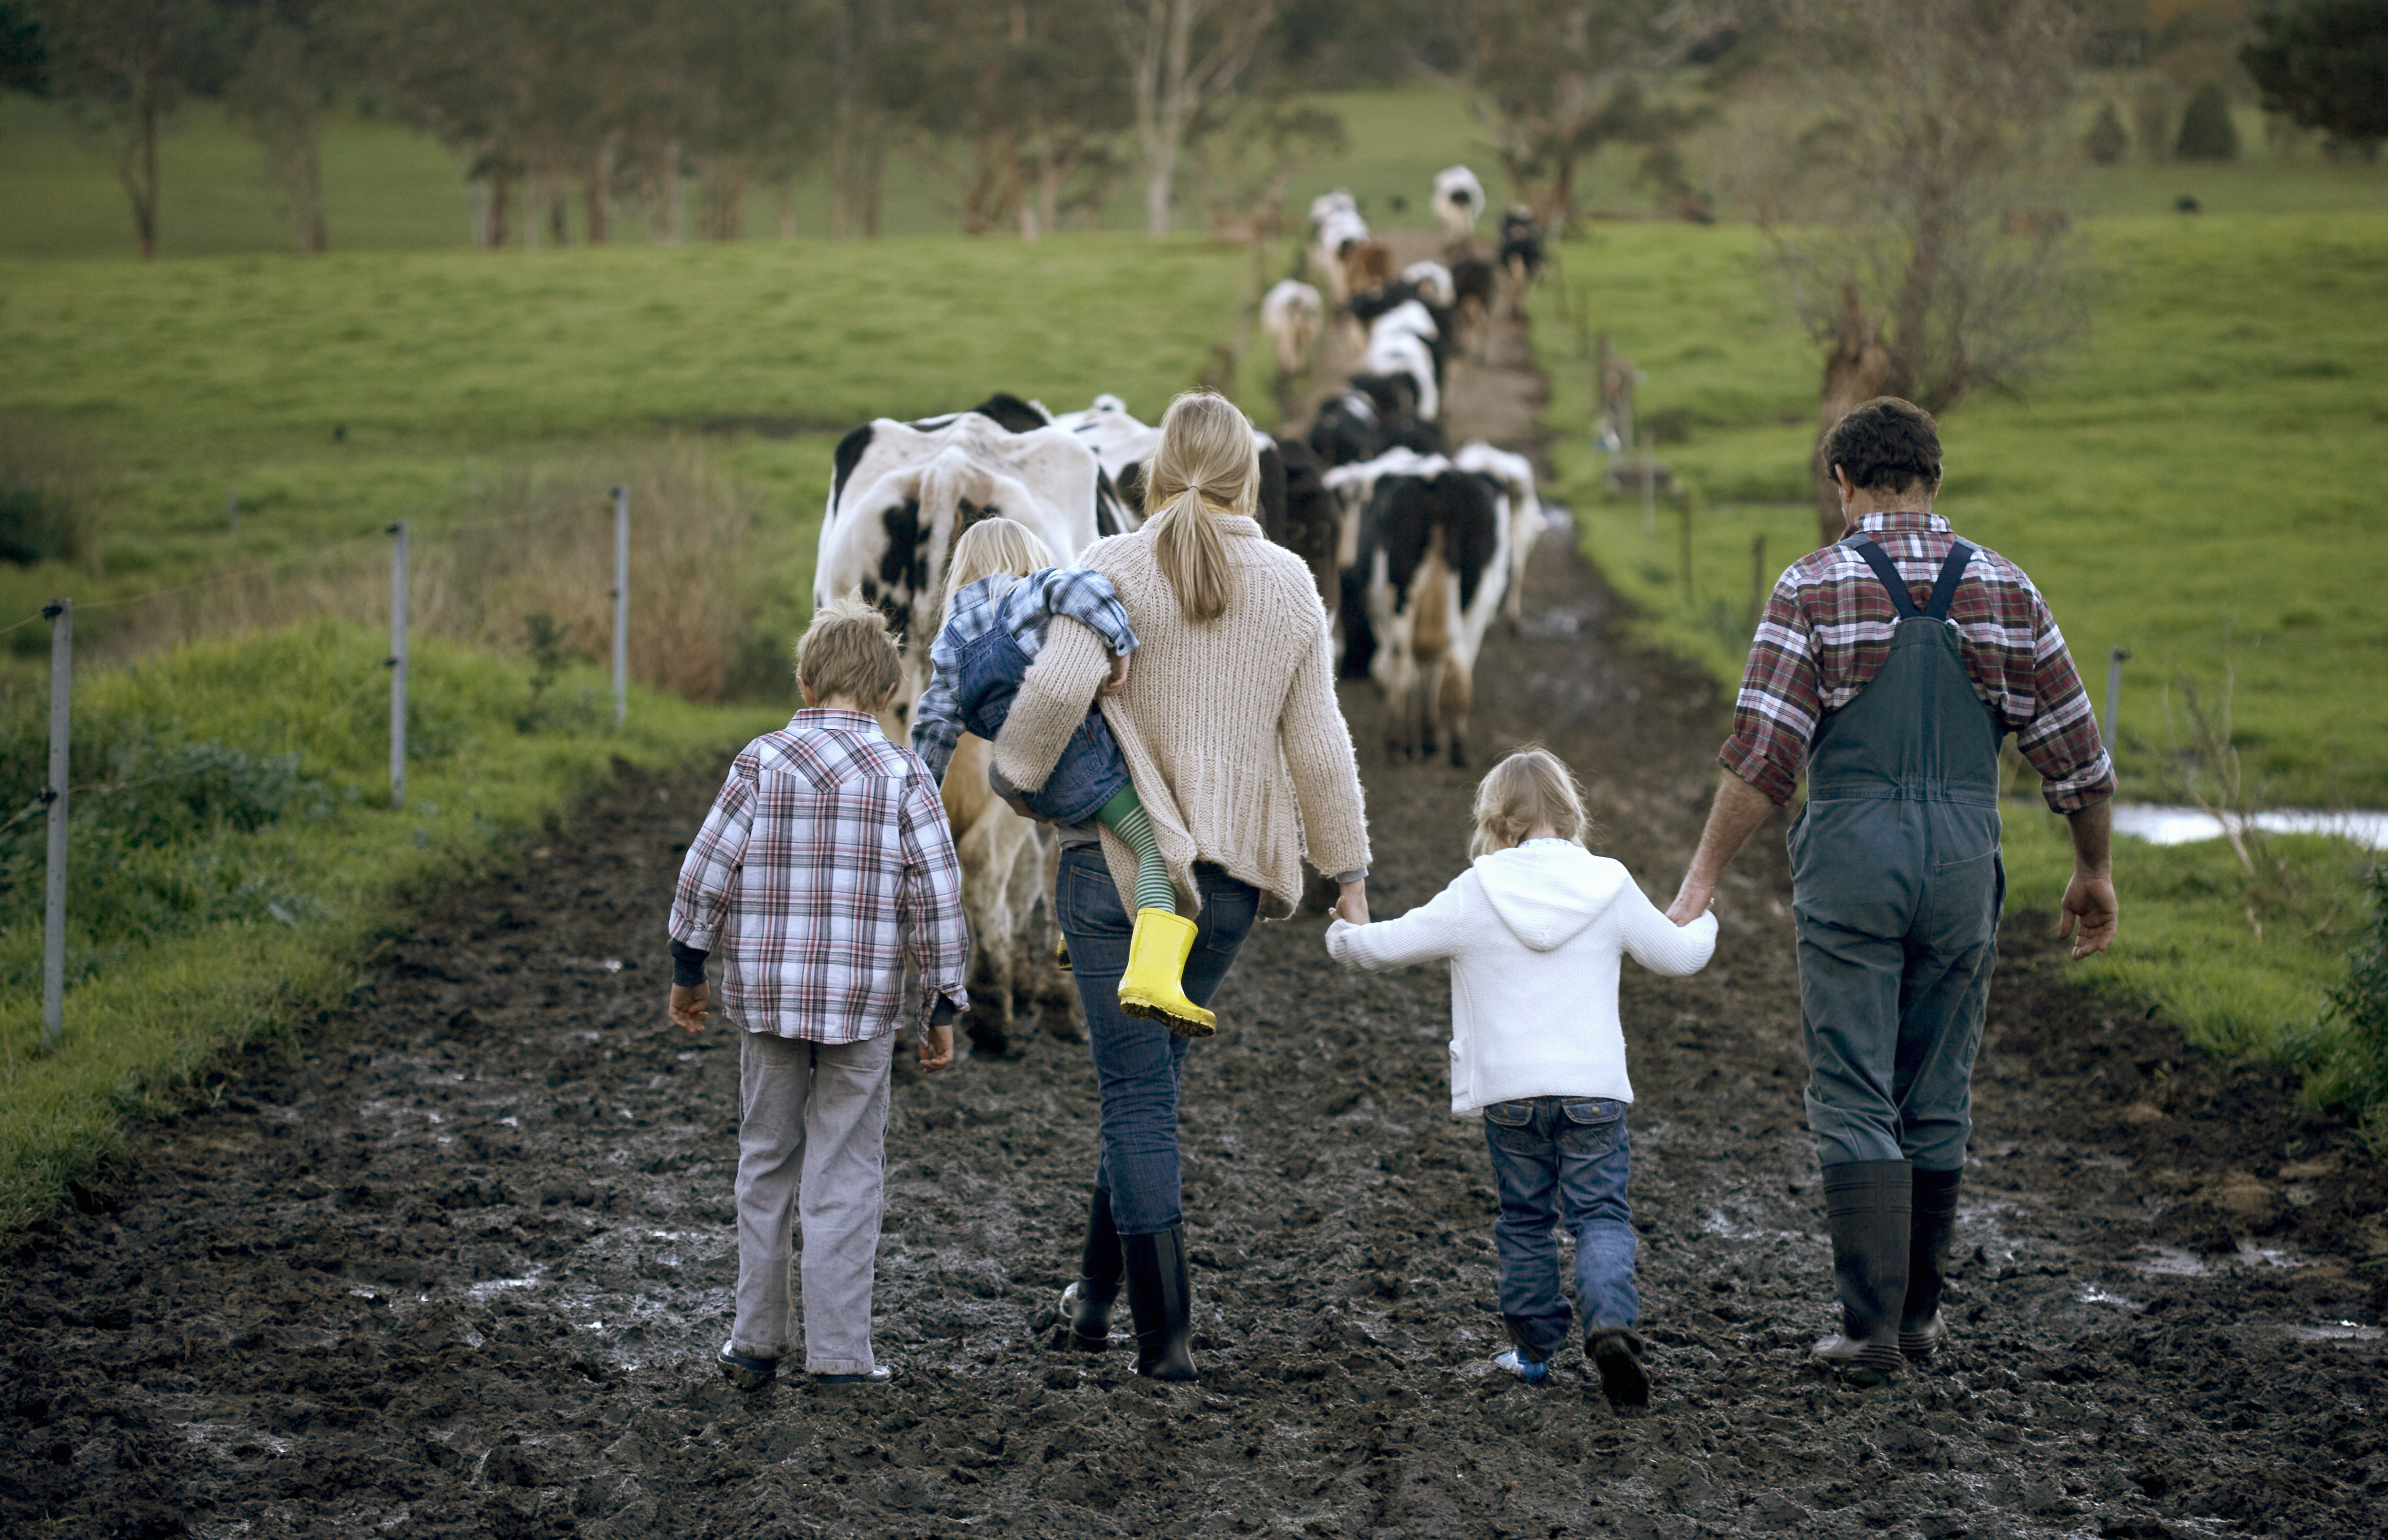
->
[220,0,359,254]
[0,0,46,94]
[2241,0,2388,153]
[41,0,236,257]
[2085,100,2129,164]
[1758,0,2090,548]
[2173,79,2238,159]
[1111,0,1275,236]
[1460,0,1736,227]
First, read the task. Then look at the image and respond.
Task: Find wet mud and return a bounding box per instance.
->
[5,533,2385,1540]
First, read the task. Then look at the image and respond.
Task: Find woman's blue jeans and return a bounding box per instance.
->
[1055,843,1258,1235]
[1482,1095,1639,1360]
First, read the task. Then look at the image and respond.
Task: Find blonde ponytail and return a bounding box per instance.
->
[1146,391,1260,624]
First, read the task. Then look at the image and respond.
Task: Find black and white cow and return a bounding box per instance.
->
[815,397,1121,1057]
[1433,165,1486,239]
[1351,463,1512,767]
[1046,393,1285,538]
[1499,207,1546,288]
[1362,298,1443,422]
[1451,440,1546,627]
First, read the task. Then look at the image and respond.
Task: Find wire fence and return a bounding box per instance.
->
[16,491,637,1053]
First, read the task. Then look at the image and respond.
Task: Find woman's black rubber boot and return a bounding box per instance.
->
[1810,1159,1912,1384]
[1122,1226,1198,1382]
[1059,1187,1123,1351]
[1900,1167,1963,1360]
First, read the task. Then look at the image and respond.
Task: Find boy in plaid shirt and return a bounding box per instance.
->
[666,593,970,1389]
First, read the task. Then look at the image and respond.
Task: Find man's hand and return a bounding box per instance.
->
[1664,879,1714,928]
[1667,771,1774,925]
[669,982,709,1034]
[2058,869,2119,959]
[1332,878,1369,926]
[1098,653,1131,697]
[918,1021,955,1072]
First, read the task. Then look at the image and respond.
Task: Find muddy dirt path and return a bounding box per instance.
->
[8,243,2387,1540]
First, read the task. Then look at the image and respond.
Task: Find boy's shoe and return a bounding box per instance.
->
[1117,908,1216,1037]
[1589,1329,1650,1416]
[1491,1347,1549,1384]
[812,1364,894,1387]
[718,1341,778,1391]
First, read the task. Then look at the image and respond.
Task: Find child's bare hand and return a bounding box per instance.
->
[1099,653,1131,696]
[918,1021,955,1072]
[669,983,709,1034]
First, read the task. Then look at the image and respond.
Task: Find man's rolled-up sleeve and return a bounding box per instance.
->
[2016,598,2116,815]
[1717,579,1821,807]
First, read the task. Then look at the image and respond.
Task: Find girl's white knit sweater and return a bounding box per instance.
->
[1326,839,1717,1115]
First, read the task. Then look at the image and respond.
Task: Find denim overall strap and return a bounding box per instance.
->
[1788,534,2004,1173]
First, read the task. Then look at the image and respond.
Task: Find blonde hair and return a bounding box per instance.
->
[797,590,903,707]
[1145,391,1260,624]
[1469,746,1592,859]
[941,517,1055,630]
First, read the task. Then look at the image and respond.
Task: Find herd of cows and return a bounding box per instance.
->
[808,168,1551,1052]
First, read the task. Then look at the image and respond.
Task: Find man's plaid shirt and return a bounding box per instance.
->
[911,566,1139,783]
[1720,511,2116,814]
[669,710,969,1042]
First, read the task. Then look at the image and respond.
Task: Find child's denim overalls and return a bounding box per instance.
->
[956,622,1128,827]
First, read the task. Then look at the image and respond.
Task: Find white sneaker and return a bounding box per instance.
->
[1492,1346,1549,1384]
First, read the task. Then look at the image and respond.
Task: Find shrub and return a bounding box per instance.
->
[2319,861,2388,1153]
[2085,102,2130,166]
[2175,83,2242,162]
[0,414,105,568]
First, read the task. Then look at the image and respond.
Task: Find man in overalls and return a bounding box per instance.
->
[1665,397,2119,1382]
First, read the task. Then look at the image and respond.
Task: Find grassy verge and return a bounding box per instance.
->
[0,621,781,1234]
[1533,213,2388,1140]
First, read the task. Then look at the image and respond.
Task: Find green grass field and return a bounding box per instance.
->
[1534,211,2388,1140]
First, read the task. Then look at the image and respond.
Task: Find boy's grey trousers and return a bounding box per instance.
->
[732,1028,895,1375]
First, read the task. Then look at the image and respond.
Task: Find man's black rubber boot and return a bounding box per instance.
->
[1589,1329,1650,1417]
[1122,1226,1198,1382]
[1811,1159,1912,1384]
[1058,1187,1123,1351]
[1900,1167,1963,1361]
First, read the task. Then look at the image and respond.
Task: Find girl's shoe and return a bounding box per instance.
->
[1589,1329,1650,1416]
[718,1341,778,1390]
[1117,908,1216,1037]
[1055,938,1072,973]
[1491,1347,1549,1384]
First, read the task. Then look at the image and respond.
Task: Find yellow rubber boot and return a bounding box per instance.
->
[1116,909,1216,1038]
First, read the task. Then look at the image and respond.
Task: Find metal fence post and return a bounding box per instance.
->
[41,598,70,1052]
[389,521,408,808]
[227,489,239,539]
[2103,645,2130,747]
[612,484,629,728]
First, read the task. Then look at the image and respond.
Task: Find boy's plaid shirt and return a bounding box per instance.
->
[669,710,969,1041]
[910,566,1138,783]
[1720,511,2116,814]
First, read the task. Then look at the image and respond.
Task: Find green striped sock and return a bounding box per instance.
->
[1098,786,1178,915]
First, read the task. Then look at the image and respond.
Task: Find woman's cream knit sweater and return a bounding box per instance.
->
[990,513,1369,920]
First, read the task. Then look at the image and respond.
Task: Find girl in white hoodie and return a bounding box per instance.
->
[1325,747,1716,1414]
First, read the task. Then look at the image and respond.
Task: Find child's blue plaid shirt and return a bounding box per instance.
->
[910,567,1139,783]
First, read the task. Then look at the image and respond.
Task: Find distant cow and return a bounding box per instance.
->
[1401,260,1456,310]
[1270,435,1338,615]
[1362,299,1442,422]
[1047,393,1286,548]
[1433,166,1486,239]
[1342,238,1397,298]
[1353,464,1511,766]
[1499,207,1546,288]
[1260,279,1324,377]
[1449,257,1497,357]
[1309,198,1371,305]
[1452,440,1545,626]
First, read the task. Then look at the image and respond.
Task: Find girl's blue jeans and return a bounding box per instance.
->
[1481,1095,1639,1360]
[1054,844,1258,1234]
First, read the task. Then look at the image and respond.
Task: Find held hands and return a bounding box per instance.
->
[2058,868,2119,959]
[1663,878,1714,929]
[668,982,708,1034]
[1332,879,1370,926]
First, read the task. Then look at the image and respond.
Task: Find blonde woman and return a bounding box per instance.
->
[1324,747,1716,1415]
[991,390,1372,1382]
